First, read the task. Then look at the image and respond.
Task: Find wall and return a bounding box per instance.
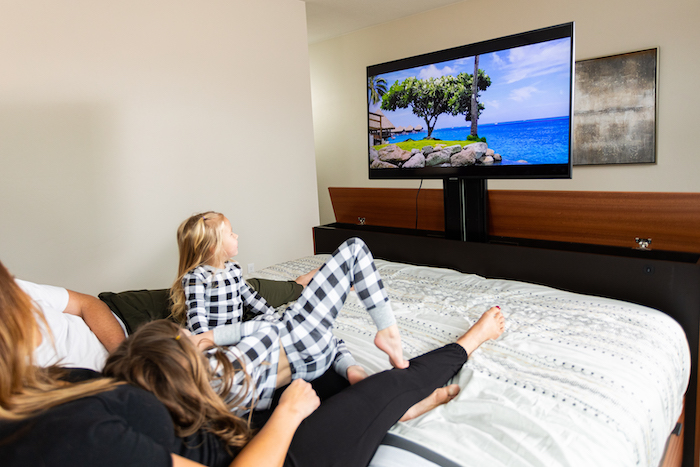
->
[309,0,700,225]
[0,0,319,295]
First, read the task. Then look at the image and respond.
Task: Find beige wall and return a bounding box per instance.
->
[0,0,319,295]
[309,0,700,225]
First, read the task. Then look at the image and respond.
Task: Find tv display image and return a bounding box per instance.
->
[368,23,575,180]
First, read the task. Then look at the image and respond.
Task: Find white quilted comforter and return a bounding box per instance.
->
[250,255,690,467]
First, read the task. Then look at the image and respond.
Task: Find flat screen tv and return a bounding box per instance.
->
[367,23,574,242]
[367,22,574,181]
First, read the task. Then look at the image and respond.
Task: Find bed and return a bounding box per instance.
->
[322,187,700,467]
[248,249,690,467]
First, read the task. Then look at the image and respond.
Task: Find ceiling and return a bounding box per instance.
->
[303,0,466,43]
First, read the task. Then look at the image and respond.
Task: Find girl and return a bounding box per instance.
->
[170,212,407,396]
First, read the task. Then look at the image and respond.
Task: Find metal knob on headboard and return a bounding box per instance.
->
[635,237,652,250]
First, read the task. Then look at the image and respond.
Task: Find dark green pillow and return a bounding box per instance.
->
[98,289,172,335]
[246,278,303,308]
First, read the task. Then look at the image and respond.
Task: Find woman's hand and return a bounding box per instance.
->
[277,379,320,423]
[229,380,319,467]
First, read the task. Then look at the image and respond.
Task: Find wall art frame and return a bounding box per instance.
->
[573,48,658,165]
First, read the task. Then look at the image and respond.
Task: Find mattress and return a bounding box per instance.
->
[249,255,691,467]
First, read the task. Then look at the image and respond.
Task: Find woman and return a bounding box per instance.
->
[0,260,176,466]
[105,303,504,467]
[0,258,505,467]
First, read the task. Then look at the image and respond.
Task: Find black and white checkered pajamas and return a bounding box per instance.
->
[207,237,395,412]
[183,262,276,334]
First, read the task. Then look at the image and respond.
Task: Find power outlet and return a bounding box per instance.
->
[247,263,255,273]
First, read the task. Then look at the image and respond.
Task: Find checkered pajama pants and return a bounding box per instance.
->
[218,237,392,412]
[279,237,390,381]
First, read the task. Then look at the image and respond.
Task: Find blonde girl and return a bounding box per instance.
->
[169,212,408,397]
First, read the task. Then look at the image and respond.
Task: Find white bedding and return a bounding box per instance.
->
[250,255,691,467]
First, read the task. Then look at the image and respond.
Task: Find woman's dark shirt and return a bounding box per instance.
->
[0,383,174,467]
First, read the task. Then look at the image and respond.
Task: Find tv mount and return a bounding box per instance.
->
[443,178,489,242]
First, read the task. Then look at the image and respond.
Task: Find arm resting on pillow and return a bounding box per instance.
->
[64,289,126,352]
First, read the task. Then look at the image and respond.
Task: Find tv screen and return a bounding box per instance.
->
[368,23,574,180]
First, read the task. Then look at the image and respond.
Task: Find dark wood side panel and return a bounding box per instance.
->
[662,407,685,467]
[329,187,700,253]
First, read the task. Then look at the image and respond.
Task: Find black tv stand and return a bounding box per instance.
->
[443,178,488,242]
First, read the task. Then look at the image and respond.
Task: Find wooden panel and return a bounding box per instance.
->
[489,190,700,253]
[662,407,684,467]
[330,187,444,231]
[329,187,700,253]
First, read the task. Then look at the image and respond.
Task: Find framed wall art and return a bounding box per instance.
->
[573,48,658,165]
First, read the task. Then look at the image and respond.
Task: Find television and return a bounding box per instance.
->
[367,22,575,242]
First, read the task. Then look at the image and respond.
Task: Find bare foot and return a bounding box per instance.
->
[346,365,368,385]
[399,384,461,422]
[295,268,319,287]
[457,306,505,356]
[375,324,409,369]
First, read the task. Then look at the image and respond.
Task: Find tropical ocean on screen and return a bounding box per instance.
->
[388,116,570,165]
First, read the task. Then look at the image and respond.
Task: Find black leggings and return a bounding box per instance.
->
[284,343,468,467]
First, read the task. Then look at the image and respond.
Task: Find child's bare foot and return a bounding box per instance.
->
[457,306,505,356]
[399,384,460,422]
[346,365,368,385]
[375,324,409,369]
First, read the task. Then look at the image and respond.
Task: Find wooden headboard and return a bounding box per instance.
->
[329,187,700,254]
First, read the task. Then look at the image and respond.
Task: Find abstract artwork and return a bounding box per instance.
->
[573,48,657,165]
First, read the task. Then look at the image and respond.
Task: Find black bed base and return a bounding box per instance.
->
[314,223,700,467]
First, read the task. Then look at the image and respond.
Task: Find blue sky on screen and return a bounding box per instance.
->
[369,37,572,129]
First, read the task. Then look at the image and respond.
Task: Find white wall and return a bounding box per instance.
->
[0,0,319,295]
[309,0,700,225]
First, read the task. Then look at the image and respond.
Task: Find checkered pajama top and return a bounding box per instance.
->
[183,262,275,334]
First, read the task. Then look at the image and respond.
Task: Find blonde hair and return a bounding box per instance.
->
[0,260,119,421]
[103,319,253,451]
[170,211,228,323]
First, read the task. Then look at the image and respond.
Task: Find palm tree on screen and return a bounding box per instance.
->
[368,76,388,105]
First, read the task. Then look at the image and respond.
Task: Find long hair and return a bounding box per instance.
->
[0,260,119,421]
[103,319,253,451]
[170,211,227,323]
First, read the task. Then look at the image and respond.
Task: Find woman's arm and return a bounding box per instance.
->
[230,379,319,467]
[172,379,318,467]
[63,289,126,352]
[172,454,205,467]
